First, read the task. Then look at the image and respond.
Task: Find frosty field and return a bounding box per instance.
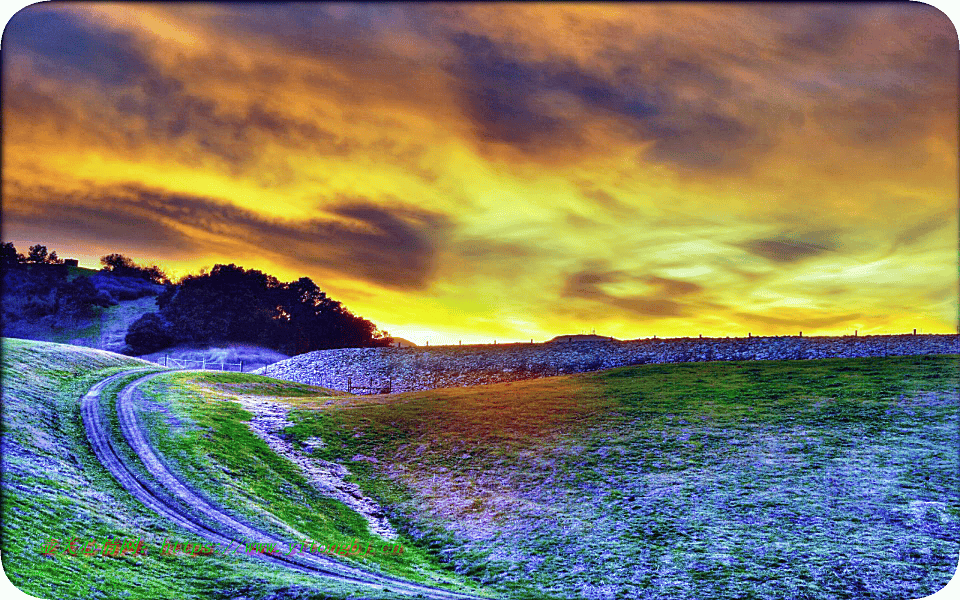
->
[2,337,957,599]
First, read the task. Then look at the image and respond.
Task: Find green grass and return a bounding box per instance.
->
[132,370,489,595]
[283,355,960,599]
[188,371,347,396]
[0,338,415,600]
[5,338,957,599]
[65,265,99,279]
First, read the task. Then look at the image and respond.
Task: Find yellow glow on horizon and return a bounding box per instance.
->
[4,3,957,342]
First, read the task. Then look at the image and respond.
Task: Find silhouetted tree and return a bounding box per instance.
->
[57,276,108,316]
[160,264,282,345]
[144,264,389,355]
[1,242,24,267]
[26,244,48,264]
[101,253,136,272]
[100,253,169,284]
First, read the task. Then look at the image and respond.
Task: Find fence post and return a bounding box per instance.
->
[239,361,243,373]
[202,358,206,370]
[347,376,352,394]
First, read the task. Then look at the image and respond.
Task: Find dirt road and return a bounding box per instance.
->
[81,369,494,599]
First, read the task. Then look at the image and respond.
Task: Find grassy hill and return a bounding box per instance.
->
[3,338,957,599]
[279,355,960,599]
[126,369,489,596]
[0,338,466,600]
[1,265,163,353]
[2,266,288,369]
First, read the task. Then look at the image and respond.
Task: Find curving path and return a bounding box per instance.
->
[81,369,495,599]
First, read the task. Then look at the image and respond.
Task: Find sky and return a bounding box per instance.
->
[3,2,958,345]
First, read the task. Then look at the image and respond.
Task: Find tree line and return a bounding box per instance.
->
[128,263,390,355]
[3,243,391,356]
[2,242,65,266]
[1,243,111,324]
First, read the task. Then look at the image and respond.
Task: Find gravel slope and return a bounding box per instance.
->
[232,394,399,540]
[257,334,959,393]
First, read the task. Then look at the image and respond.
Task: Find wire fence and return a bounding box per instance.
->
[346,376,392,394]
[160,356,244,372]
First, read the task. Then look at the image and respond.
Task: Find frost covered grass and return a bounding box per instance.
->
[0,338,417,599]
[133,370,488,594]
[285,355,959,599]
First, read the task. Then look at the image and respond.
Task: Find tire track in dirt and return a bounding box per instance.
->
[82,369,494,599]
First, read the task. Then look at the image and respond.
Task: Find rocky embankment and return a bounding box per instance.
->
[256,334,959,394]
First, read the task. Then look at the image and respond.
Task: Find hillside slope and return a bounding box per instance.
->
[1,339,484,599]
[1,264,163,354]
[281,354,960,599]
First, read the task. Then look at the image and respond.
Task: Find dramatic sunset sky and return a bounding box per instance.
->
[3,3,957,344]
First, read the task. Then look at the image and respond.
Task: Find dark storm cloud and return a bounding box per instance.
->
[544,67,660,121]
[777,7,860,57]
[2,81,77,131]
[656,58,734,98]
[3,183,194,251]
[560,263,697,317]
[114,82,346,169]
[318,201,452,287]
[737,238,835,263]
[203,3,400,64]
[4,8,359,174]
[446,32,572,149]
[813,83,956,158]
[6,183,452,290]
[446,31,770,171]
[642,275,703,296]
[775,5,957,158]
[4,8,153,86]
[643,112,764,170]
[889,208,956,252]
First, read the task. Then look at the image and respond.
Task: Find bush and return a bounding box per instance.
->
[95,290,118,306]
[58,277,105,317]
[100,253,169,285]
[89,272,164,300]
[125,313,174,355]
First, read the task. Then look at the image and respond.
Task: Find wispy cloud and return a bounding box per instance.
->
[6,182,452,290]
[737,238,836,264]
[560,262,702,318]
[3,3,956,341]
